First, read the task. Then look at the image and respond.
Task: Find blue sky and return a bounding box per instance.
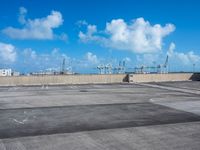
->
[0,0,200,73]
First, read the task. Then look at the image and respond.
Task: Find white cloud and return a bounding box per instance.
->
[20,48,70,71]
[19,49,101,72]
[57,33,68,42]
[167,42,200,65]
[167,42,176,57]
[3,8,63,40]
[123,57,131,62]
[23,48,37,59]
[136,53,161,66]
[85,52,99,64]
[18,7,27,24]
[0,42,17,63]
[131,42,200,73]
[76,20,88,27]
[79,18,175,53]
[79,25,100,43]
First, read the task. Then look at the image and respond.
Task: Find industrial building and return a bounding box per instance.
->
[0,69,20,77]
[0,69,12,76]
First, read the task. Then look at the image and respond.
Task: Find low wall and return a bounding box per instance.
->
[0,74,128,86]
[0,73,199,86]
[128,73,199,83]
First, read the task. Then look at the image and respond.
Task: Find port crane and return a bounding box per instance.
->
[134,55,169,74]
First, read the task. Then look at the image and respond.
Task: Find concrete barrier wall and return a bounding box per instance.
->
[128,73,196,83]
[0,74,128,86]
[0,73,199,86]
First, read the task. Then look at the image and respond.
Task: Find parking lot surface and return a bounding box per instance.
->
[0,81,200,150]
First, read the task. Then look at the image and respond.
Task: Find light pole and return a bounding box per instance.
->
[193,64,196,73]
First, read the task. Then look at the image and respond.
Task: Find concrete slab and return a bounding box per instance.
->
[1,103,200,139]
[0,83,191,109]
[0,81,200,150]
[152,81,200,91]
[1,122,200,150]
[151,99,200,116]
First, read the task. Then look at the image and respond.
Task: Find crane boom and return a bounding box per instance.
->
[164,55,169,67]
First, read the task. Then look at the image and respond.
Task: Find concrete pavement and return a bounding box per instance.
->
[0,81,200,150]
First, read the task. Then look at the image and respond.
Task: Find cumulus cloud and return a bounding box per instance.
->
[85,52,99,64]
[136,53,161,66]
[3,7,64,40]
[18,7,27,24]
[167,42,200,65]
[20,48,70,72]
[23,48,37,59]
[76,20,88,27]
[79,25,102,43]
[0,42,17,63]
[18,49,102,73]
[79,18,175,53]
[167,42,175,57]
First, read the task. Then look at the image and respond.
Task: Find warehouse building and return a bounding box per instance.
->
[0,69,12,76]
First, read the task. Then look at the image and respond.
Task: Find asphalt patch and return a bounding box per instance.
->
[0,102,200,139]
